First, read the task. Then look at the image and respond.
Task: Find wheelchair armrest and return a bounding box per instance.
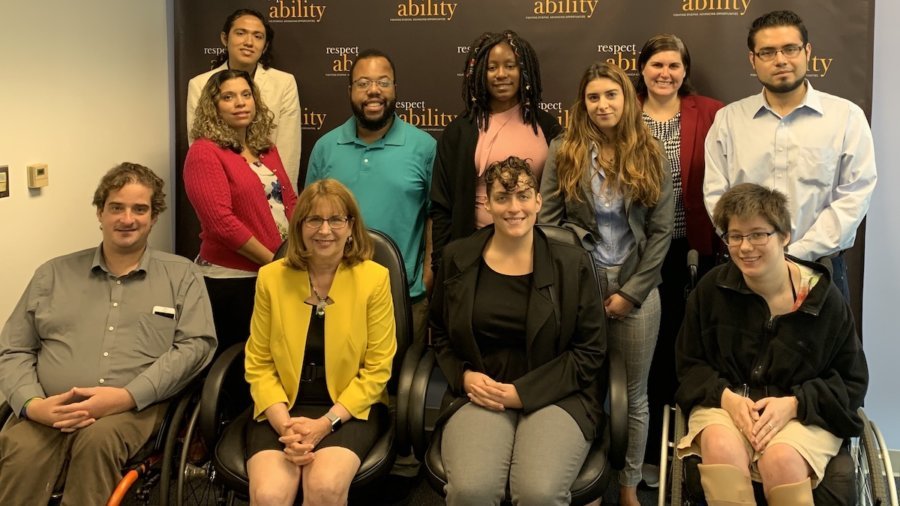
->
[395,340,425,456]
[199,341,246,451]
[409,347,436,461]
[607,347,628,469]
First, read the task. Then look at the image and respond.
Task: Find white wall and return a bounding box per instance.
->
[864,0,900,448]
[0,1,173,321]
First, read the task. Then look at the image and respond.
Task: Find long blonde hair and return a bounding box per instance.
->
[555,62,664,207]
[190,69,275,155]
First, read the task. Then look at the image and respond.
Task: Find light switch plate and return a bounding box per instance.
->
[0,165,9,198]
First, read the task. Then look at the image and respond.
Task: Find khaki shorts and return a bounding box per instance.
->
[676,407,842,487]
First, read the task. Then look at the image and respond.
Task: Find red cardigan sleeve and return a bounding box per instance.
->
[184,139,255,250]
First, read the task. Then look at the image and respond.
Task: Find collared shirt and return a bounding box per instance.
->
[306,114,437,299]
[589,144,635,268]
[0,246,217,414]
[703,81,877,260]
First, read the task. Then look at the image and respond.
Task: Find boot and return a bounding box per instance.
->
[698,463,755,506]
[767,477,813,506]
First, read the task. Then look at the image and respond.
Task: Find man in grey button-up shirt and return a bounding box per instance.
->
[0,162,217,505]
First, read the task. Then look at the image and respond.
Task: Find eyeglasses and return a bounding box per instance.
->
[351,78,394,90]
[721,231,777,247]
[753,45,804,62]
[303,215,350,230]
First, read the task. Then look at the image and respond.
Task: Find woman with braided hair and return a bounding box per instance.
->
[430,30,562,275]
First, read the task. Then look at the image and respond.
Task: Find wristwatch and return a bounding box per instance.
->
[324,411,342,432]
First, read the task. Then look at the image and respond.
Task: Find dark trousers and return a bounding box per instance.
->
[204,276,257,355]
[826,254,850,303]
[645,239,716,465]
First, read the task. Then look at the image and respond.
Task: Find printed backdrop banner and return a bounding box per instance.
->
[173,0,875,319]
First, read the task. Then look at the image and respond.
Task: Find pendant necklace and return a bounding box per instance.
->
[308,272,331,317]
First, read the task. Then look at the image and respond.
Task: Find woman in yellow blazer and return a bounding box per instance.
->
[244,178,396,506]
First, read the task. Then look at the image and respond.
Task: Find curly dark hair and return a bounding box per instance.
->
[461,30,543,133]
[190,69,275,155]
[483,156,537,198]
[212,8,275,69]
[92,162,166,218]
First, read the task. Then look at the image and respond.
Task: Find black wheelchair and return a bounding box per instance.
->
[404,224,629,505]
[657,404,897,506]
[171,228,414,505]
[656,250,898,506]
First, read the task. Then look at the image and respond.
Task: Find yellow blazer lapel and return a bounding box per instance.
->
[323,264,363,400]
[278,267,313,390]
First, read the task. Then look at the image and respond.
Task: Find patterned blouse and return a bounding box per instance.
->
[643,112,686,239]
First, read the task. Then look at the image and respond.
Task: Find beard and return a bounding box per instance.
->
[352,97,397,132]
[761,73,806,94]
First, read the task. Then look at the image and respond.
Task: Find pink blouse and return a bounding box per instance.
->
[473,105,549,229]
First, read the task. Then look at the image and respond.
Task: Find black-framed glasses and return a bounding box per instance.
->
[303,215,350,230]
[754,45,804,62]
[351,78,394,90]
[721,231,777,247]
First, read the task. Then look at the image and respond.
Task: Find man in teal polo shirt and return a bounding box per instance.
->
[306,48,436,345]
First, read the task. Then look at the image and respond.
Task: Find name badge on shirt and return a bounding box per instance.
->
[152,305,176,319]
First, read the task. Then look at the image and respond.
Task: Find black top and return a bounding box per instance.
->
[431,225,608,439]
[297,306,331,404]
[675,256,868,438]
[472,258,532,383]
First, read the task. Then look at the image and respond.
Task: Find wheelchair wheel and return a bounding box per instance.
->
[671,405,687,506]
[856,409,897,506]
[176,400,223,506]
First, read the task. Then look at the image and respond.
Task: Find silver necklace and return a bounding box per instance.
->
[308,272,331,317]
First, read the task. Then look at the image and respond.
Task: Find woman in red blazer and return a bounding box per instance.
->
[634,34,724,487]
[184,69,297,352]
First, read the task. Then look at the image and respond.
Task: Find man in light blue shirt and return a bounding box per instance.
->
[306,49,436,344]
[704,10,877,299]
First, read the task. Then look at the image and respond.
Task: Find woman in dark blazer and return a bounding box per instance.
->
[430,30,562,272]
[431,156,606,506]
[634,34,725,480]
[539,62,673,506]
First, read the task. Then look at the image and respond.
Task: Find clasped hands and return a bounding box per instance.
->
[26,386,137,433]
[722,388,799,452]
[604,293,634,321]
[278,416,333,466]
[463,371,523,411]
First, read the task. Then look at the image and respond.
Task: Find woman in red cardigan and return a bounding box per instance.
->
[185,68,297,352]
[634,34,725,486]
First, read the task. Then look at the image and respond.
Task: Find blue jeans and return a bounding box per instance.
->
[827,254,850,303]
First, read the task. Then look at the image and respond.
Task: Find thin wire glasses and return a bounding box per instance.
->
[303,215,350,230]
[754,45,803,61]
